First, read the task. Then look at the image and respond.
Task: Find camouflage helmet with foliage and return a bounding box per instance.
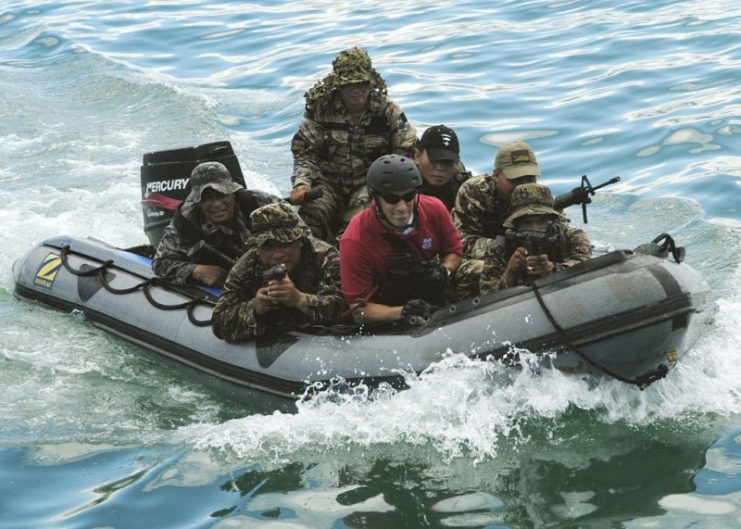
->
[503,183,567,228]
[304,47,387,108]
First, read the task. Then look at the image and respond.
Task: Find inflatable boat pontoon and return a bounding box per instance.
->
[12,233,715,408]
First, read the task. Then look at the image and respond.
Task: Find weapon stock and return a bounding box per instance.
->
[553,175,620,223]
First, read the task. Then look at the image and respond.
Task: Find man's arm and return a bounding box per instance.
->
[351,301,403,325]
[211,251,264,341]
[452,177,498,259]
[385,100,417,157]
[441,252,462,273]
[290,118,326,189]
[292,242,347,325]
[152,224,197,284]
[562,226,592,267]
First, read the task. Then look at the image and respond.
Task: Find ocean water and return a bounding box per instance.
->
[1,1,740,528]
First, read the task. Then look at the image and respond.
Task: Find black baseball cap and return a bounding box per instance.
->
[418,125,460,163]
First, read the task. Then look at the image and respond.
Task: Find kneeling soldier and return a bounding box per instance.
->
[480,183,591,293]
[211,203,346,341]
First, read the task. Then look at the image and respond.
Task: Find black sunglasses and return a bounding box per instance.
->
[379,190,417,204]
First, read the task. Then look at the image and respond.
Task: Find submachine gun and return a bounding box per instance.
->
[554,175,621,223]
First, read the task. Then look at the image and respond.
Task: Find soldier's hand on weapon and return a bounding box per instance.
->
[264,265,307,309]
[289,184,311,205]
[502,247,528,286]
[525,254,555,278]
[192,264,228,287]
[414,260,451,288]
[255,285,279,314]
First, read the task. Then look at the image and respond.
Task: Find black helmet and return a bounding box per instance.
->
[367,154,422,195]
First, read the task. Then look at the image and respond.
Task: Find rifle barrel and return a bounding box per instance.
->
[590,176,621,192]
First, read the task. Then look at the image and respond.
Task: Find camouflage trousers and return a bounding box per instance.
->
[455,237,498,299]
[298,180,370,242]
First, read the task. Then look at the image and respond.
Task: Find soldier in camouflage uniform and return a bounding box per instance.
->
[452,140,541,298]
[211,202,346,341]
[414,125,472,212]
[480,183,591,294]
[153,161,280,287]
[290,47,417,241]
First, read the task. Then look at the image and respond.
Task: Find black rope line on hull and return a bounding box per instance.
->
[59,244,213,327]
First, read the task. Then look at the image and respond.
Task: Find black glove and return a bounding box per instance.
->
[401,298,435,326]
[413,261,451,288]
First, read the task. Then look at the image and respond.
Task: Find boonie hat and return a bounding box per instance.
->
[418,125,460,163]
[495,140,541,180]
[250,203,311,248]
[503,183,566,228]
[187,161,243,203]
[331,47,375,86]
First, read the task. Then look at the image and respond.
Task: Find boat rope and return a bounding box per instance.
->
[530,282,668,390]
[651,233,685,263]
[59,244,213,327]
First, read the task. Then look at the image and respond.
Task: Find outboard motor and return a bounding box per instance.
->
[140,141,246,247]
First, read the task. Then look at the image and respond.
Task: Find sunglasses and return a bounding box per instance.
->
[379,190,417,205]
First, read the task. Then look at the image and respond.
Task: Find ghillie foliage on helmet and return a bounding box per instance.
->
[304,47,387,111]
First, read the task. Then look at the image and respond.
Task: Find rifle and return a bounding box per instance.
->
[503,226,565,285]
[186,240,236,270]
[553,175,620,223]
[504,226,565,263]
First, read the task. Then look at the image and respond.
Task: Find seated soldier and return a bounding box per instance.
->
[414,125,471,212]
[289,47,417,242]
[453,140,541,298]
[152,161,279,287]
[340,154,463,325]
[211,203,346,341]
[480,183,591,293]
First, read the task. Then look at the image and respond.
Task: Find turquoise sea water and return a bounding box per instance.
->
[1,1,740,528]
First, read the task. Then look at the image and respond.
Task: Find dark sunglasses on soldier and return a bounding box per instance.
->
[379,190,417,204]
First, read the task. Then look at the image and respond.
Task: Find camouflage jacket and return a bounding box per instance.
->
[211,238,346,341]
[452,174,512,260]
[290,90,417,196]
[420,167,472,212]
[152,190,279,284]
[479,224,592,294]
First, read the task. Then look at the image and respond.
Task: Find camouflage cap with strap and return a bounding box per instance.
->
[304,47,388,107]
[185,161,243,204]
[503,183,567,228]
[250,202,312,247]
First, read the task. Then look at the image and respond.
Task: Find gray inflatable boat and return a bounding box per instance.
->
[13,234,715,407]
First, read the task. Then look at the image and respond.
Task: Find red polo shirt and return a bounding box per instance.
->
[339,194,463,302]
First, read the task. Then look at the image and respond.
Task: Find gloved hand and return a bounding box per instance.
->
[401,298,435,326]
[413,261,451,288]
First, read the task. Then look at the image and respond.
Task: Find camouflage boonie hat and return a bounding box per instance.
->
[332,46,374,86]
[250,203,311,248]
[495,140,541,180]
[186,161,243,203]
[503,183,566,228]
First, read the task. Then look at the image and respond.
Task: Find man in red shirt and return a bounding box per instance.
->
[340,154,463,325]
